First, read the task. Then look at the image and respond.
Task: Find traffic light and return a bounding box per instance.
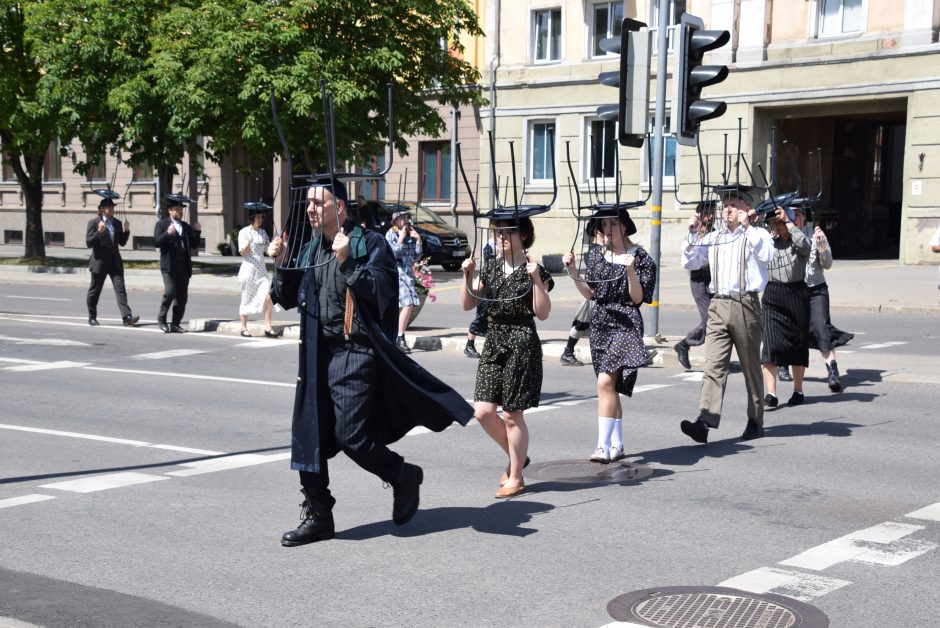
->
[597,18,651,149]
[672,14,730,147]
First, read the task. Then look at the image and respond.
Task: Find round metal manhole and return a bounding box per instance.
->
[607,587,829,628]
[525,459,654,484]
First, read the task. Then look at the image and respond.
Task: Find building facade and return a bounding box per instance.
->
[482,0,940,264]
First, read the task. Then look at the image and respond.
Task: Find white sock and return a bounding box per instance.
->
[610,419,623,449]
[596,417,616,450]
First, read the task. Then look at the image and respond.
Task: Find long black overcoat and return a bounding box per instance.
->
[281,225,473,473]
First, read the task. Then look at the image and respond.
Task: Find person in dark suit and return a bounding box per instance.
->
[86,197,139,327]
[154,194,201,333]
[267,178,472,547]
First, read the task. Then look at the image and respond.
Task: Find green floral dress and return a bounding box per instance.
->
[473,259,554,411]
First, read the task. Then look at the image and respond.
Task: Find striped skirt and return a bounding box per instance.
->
[760,280,810,366]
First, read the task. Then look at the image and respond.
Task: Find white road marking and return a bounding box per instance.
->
[4,361,90,372]
[0,358,44,365]
[5,295,71,301]
[83,366,295,387]
[0,334,89,346]
[631,384,673,393]
[40,472,169,493]
[718,567,851,603]
[0,423,224,455]
[165,452,291,477]
[779,521,927,570]
[906,501,940,522]
[859,341,907,350]
[131,349,206,360]
[233,340,286,348]
[0,495,57,509]
[671,372,704,382]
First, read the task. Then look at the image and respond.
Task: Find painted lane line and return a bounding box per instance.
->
[0,358,44,365]
[631,384,673,393]
[671,372,704,382]
[851,537,937,567]
[718,567,851,603]
[5,295,71,301]
[906,501,940,522]
[165,452,291,477]
[0,423,225,455]
[0,495,57,509]
[233,340,288,348]
[83,366,295,387]
[0,334,90,347]
[859,341,908,350]
[779,521,926,570]
[5,361,90,372]
[40,472,169,493]
[0,313,264,341]
[131,349,207,360]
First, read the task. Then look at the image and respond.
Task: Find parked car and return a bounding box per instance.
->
[354,201,471,271]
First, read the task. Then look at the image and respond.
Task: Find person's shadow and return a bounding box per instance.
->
[338,500,554,541]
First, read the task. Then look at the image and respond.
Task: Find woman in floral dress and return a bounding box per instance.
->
[386,208,422,353]
[237,212,276,337]
[460,216,553,498]
[563,207,657,463]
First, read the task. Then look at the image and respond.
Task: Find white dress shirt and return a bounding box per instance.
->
[682,225,774,296]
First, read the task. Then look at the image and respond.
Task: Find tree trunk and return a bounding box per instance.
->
[156,164,175,219]
[23,178,45,259]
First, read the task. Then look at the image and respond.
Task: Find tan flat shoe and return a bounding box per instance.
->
[499,456,532,486]
[495,479,525,498]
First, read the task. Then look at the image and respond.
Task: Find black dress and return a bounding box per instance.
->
[474,259,554,412]
[587,246,657,396]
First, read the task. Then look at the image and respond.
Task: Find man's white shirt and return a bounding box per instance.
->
[681,225,774,296]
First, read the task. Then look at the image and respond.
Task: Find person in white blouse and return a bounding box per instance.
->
[678,186,774,444]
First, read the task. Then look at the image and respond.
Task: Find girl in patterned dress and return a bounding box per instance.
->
[562,208,657,463]
[237,213,276,337]
[385,209,422,353]
[460,216,553,498]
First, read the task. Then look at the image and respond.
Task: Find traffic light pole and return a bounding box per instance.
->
[648,0,670,341]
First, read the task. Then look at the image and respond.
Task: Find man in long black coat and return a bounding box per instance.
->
[85,197,139,327]
[153,195,201,333]
[269,179,472,546]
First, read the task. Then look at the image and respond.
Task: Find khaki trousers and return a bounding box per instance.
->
[698,292,764,428]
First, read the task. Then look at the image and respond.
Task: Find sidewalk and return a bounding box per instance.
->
[3,244,938,368]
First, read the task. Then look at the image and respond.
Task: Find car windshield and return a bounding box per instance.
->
[411,205,447,225]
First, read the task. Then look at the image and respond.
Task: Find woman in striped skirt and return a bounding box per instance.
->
[761,206,812,407]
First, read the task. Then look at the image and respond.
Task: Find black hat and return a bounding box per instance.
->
[243,201,273,218]
[307,176,348,205]
[713,184,761,206]
[589,202,642,236]
[165,193,192,208]
[483,204,551,220]
[754,191,799,217]
[94,189,119,209]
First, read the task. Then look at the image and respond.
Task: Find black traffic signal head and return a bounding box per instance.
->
[673,14,730,147]
[596,18,650,149]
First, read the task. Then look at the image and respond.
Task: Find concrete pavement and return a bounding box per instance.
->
[3,244,938,368]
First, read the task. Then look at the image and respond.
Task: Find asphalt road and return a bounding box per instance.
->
[1,288,939,627]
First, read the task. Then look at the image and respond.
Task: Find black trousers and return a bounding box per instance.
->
[87,269,132,319]
[158,271,190,325]
[300,339,404,514]
[683,278,713,347]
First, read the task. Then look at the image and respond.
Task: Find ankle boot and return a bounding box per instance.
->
[827,361,843,393]
[281,492,335,547]
[391,463,423,525]
[395,335,411,353]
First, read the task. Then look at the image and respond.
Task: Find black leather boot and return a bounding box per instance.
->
[674,340,691,370]
[281,493,335,547]
[827,361,843,392]
[395,335,411,353]
[391,463,423,525]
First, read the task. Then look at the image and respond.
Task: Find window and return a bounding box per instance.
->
[818,0,863,37]
[419,142,451,203]
[3,230,24,244]
[359,154,386,201]
[43,139,62,181]
[86,151,106,182]
[2,154,15,182]
[133,161,154,181]
[533,8,562,63]
[591,2,624,57]
[529,121,556,182]
[585,118,618,181]
[650,0,685,54]
[642,115,676,188]
[44,231,65,247]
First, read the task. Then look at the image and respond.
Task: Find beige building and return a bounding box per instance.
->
[482,0,940,264]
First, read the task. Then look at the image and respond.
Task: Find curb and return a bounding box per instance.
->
[0,265,238,276]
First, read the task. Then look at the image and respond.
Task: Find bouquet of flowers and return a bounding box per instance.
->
[412,258,437,302]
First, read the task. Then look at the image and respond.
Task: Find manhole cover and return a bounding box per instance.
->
[607,587,828,628]
[526,459,654,484]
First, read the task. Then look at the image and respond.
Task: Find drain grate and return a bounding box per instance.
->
[525,459,654,484]
[607,587,829,628]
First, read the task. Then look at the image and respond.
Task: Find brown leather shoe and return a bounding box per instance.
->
[498,456,531,486]
[495,479,525,498]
